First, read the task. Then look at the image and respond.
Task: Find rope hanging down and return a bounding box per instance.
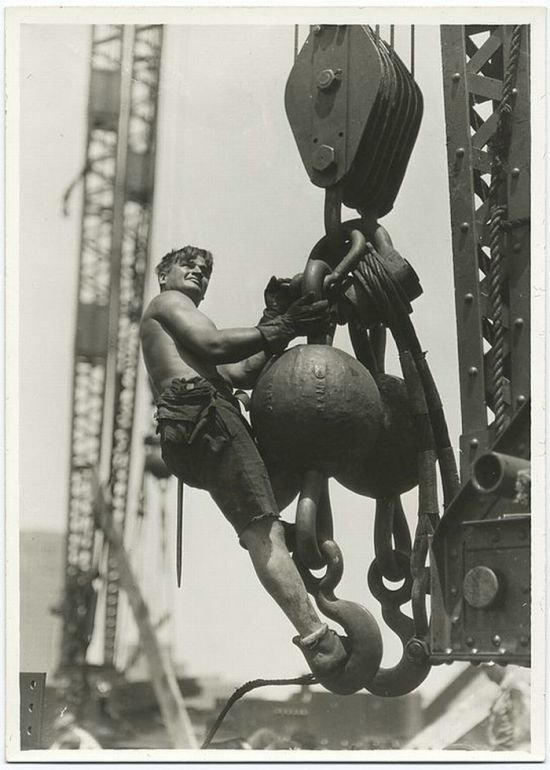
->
[201,674,316,749]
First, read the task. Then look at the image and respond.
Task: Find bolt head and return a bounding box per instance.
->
[456,147,465,158]
[465,636,475,647]
[511,167,521,178]
[460,222,469,233]
[312,144,335,172]
[468,366,478,376]
[452,72,461,82]
[406,638,429,663]
[312,24,322,35]
[514,317,524,328]
[464,292,474,303]
[316,68,341,90]
[463,566,500,609]
[470,438,479,448]
[517,394,526,405]
[492,634,501,647]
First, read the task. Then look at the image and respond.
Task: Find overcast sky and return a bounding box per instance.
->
[17,19,466,696]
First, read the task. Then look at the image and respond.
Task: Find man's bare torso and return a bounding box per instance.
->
[140,292,226,399]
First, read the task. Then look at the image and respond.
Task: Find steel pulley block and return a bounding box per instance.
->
[286,25,423,218]
[285,25,385,188]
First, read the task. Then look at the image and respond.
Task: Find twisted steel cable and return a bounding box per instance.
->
[487,25,524,437]
[488,202,509,436]
[500,26,523,115]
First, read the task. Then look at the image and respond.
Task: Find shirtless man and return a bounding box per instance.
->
[140,245,347,678]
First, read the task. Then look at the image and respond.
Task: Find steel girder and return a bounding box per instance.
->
[440,25,530,482]
[62,25,163,686]
[429,25,531,667]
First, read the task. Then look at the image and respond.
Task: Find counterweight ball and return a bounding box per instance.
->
[335,374,418,498]
[251,345,383,476]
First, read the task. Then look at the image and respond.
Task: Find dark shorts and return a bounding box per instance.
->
[156,377,280,539]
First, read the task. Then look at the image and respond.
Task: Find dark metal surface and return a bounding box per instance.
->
[336,374,418,499]
[250,344,383,477]
[285,25,383,188]
[432,24,531,669]
[285,25,423,219]
[20,673,46,750]
[440,25,531,481]
[430,401,530,666]
[472,451,530,497]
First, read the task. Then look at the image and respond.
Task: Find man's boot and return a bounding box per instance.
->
[293,623,348,678]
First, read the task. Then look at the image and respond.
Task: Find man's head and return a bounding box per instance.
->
[156,245,213,305]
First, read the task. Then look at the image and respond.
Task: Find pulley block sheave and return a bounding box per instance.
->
[285,24,423,218]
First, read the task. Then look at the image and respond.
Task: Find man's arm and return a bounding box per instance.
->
[220,275,300,387]
[219,351,270,389]
[149,292,267,364]
[149,289,331,366]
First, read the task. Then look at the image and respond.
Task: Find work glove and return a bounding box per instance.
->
[256,292,331,355]
[259,275,302,322]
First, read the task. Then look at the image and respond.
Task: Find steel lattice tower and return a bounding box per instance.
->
[61,24,163,689]
[440,25,530,481]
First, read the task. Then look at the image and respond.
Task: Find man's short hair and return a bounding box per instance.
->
[156,245,213,286]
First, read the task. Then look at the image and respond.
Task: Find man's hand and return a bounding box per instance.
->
[284,293,331,334]
[256,292,331,354]
[263,276,292,316]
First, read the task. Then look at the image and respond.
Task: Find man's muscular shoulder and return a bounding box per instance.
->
[145,290,197,320]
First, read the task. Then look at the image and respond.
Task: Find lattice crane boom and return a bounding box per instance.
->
[61,24,163,692]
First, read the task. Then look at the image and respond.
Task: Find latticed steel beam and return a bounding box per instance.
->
[63,27,125,684]
[102,24,163,666]
[61,24,163,682]
[441,25,530,481]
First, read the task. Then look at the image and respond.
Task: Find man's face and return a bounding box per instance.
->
[162,256,211,305]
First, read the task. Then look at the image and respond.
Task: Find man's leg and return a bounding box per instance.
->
[239,517,320,637]
[239,517,347,676]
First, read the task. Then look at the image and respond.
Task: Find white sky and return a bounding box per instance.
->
[17,21,466,695]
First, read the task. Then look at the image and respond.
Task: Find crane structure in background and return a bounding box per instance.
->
[60,23,164,707]
[44,21,532,749]
[431,25,530,667]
